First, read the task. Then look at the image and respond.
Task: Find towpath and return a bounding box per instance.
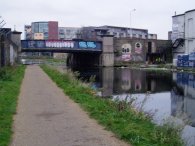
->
[11,65,130,146]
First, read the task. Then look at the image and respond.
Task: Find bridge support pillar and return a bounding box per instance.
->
[100,35,114,67]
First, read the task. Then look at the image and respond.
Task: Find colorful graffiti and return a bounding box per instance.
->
[120,42,144,62]
[121,44,132,61]
[135,42,142,54]
[79,41,96,49]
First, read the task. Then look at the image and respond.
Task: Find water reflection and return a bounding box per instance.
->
[72,67,195,146]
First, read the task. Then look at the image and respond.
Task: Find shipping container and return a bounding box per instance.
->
[182,54,189,61]
[183,61,189,67]
[177,55,183,61]
[177,62,183,67]
[189,61,195,67]
[189,52,195,61]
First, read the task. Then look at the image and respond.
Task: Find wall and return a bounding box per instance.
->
[48,21,58,40]
[113,38,172,64]
[58,27,80,40]
[172,14,185,41]
[185,10,195,54]
[114,38,148,62]
[0,30,21,67]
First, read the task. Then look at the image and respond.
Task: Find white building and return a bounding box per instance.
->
[185,10,195,54]
[172,9,195,59]
[100,25,157,39]
[58,27,80,40]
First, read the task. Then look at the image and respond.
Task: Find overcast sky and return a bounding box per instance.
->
[1,0,194,39]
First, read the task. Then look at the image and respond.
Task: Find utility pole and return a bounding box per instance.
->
[130,9,136,38]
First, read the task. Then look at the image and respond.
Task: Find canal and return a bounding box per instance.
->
[71,67,195,146]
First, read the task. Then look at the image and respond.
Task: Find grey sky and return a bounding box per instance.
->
[1,0,194,39]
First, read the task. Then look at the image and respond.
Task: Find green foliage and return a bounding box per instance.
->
[0,66,25,146]
[41,65,184,146]
[0,68,12,81]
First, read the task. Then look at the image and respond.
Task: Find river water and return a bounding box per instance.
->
[71,67,195,146]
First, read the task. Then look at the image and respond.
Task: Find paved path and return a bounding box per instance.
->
[11,65,130,146]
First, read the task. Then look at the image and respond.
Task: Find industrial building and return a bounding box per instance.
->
[78,25,157,41]
[58,27,80,40]
[25,21,58,40]
[172,9,195,62]
[25,22,157,41]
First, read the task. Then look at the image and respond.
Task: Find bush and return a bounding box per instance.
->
[0,68,12,81]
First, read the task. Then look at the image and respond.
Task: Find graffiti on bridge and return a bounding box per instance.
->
[21,40,102,50]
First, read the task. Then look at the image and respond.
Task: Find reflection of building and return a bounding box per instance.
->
[172,9,195,60]
[172,72,195,126]
[113,68,171,94]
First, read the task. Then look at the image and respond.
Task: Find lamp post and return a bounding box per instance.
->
[130,9,136,38]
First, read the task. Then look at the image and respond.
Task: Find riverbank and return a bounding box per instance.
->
[115,62,195,74]
[0,66,25,146]
[41,65,184,146]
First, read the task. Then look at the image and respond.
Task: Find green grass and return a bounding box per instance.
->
[0,66,25,146]
[41,65,184,146]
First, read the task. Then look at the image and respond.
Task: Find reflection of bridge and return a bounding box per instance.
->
[21,36,114,67]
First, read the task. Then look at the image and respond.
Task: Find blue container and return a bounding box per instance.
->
[183,55,189,61]
[189,52,195,61]
[177,62,183,67]
[178,55,183,61]
[183,61,189,67]
[189,61,195,67]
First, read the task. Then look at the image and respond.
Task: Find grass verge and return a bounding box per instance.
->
[0,66,26,146]
[41,65,184,146]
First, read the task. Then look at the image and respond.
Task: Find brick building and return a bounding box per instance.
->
[113,38,172,64]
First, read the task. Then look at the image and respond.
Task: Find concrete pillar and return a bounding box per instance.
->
[11,31,22,52]
[100,35,114,67]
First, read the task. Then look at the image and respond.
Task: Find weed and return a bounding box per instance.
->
[0,68,12,81]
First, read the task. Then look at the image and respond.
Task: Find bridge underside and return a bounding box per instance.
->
[67,52,101,67]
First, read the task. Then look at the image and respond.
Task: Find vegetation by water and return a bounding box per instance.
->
[41,65,184,146]
[0,66,25,146]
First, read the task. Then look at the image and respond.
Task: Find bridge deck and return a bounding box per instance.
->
[21,40,102,53]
